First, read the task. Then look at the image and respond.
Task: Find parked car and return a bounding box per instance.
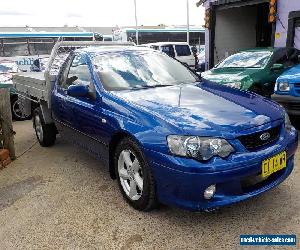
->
[202,48,299,96]
[30,57,49,72]
[13,42,298,212]
[0,60,30,120]
[143,42,197,69]
[272,64,300,117]
[30,55,67,74]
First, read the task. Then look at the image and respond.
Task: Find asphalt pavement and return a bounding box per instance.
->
[0,120,299,249]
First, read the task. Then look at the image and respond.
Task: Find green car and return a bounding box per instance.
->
[202,47,299,96]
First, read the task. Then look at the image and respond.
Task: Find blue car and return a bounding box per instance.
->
[272,64,300,117]
[28,46,298,211]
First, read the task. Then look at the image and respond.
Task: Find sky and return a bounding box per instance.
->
[0,0,205,27]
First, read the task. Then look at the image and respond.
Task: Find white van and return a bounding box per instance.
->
[143,42,196,69]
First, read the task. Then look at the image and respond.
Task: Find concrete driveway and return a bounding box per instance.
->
[0,120,299,249]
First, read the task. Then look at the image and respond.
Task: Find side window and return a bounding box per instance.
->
[175,45,192,56]
[161,45,175,58]
[57,54,73,88]
[64,54,92,89]
[150,45,159,50]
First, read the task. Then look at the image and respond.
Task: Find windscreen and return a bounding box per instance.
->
[216,51,272,68]
[92,51,198,91]
[0,62,18,73]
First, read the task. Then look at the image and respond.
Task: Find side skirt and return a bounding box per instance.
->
[54,119,110,168]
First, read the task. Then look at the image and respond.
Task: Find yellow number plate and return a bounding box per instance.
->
[262,151,287,178]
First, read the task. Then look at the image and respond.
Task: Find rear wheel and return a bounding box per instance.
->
[11,96,31,121]
[114,138,158,211]
[33,107,56,147]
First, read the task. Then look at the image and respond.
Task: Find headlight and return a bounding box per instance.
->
[284,112,293,131]
[226,82,241,89]
[278,82,290,92]
[167,135,235,161]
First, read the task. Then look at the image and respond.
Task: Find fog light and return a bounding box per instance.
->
[204,185,216,200]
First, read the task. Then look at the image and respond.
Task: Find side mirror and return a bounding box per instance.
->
[271,63,284,71]
[67,84,89,98]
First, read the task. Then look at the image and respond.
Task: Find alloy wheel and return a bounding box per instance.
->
[118,149,143,201]
[34,114,44,142]
[12,99,29,120]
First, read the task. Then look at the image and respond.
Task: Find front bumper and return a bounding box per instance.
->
[144,128,298,211]
[272,94,300,116]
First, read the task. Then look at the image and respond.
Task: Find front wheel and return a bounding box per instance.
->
[249,85,263,96]
[290,115,300,130]
[114,138,158,211]
[33,107,56,147]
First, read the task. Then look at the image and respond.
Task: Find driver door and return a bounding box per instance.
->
[61,53,107,158]
[52,54,75,130]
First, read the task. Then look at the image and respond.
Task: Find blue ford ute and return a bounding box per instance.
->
[272,64,300,117]
[32,46,298,211]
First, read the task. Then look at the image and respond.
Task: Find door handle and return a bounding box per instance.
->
[101,118,107,124]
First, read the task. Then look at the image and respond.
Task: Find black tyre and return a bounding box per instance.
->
[33,107,56,147]
[249,85,263,96]
[114,138,158,211]
[290,115,300,130]
[11,96,31,121]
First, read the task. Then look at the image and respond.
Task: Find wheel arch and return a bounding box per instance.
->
[248,82,264,94]
[250,82,262,90]
[10,93,18,103]
[108,130,143,179]
[39,100,54,124]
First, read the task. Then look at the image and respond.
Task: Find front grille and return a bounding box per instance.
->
[288,103,300,110]
[241,168,285,193]
[294,83,300,95]
[294,83,300,88]
[238,126,281,151]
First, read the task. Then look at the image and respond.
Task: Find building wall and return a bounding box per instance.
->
[214,6,257,63]
[275,0,300,48]
[203,0,300,68]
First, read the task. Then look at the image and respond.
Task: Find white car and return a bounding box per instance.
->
[143,42,196,69]
[0,60,30,120]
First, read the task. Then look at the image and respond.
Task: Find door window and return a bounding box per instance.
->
[161,45,175,58]
[175,45,191,56]
[65,54,92,88]
[57,54,73,88]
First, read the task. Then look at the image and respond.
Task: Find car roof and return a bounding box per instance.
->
[239,47,275,52]
[78,46,155,55]
[0,59,16,64]
[144,42,190,46]
[0,60,18,68]
[240,47,299,53]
